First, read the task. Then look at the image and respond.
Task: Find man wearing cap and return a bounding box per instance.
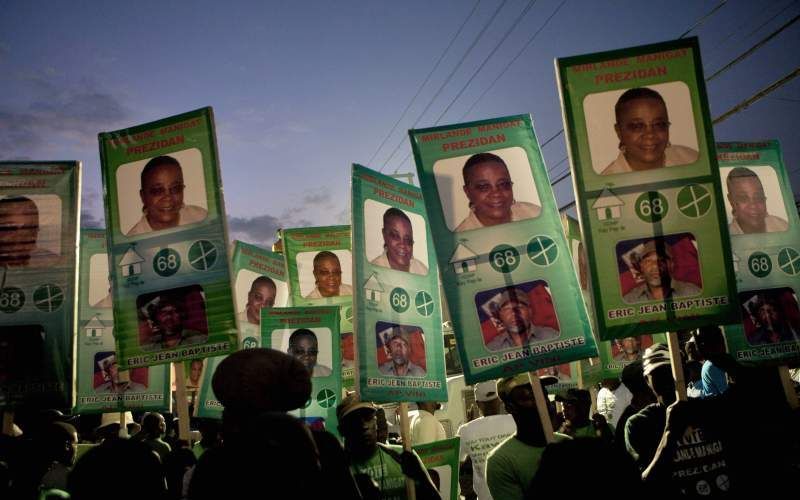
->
[456,380,516,500]
[485,287,559,352]
[336,392,440,499]
[379,327,426,377]
[486,374,569,500]
[622,240,701,304]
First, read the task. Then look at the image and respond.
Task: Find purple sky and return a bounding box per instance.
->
[2,0,798,246]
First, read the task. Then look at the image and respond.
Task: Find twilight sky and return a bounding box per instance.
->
[2,0,798,246]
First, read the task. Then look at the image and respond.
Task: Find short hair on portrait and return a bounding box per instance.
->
[383,207,411,227]
[462,152,508,184]
[289,328,318,346]
[250,275,277,292]
[0,195,39,220]
[614,87,667,123]
[726,166,761,188]
[140,155,182,187]
[151,295,183,319]
[313,251,340,268]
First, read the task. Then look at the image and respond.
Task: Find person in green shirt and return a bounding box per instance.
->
[486,373,569,500]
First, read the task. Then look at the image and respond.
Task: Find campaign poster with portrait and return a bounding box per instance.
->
[717,141,800,365]
[263,306,342,436]
[352,165,447,402]
[410,115,597,384]
[195,240,291,419]
[340,303,356,393]
[98,108,237,369]
[282,225,353,306]
[413,437,460,500]
[74,229,171,414]
[0,162,79,409]
[556,37,738,340]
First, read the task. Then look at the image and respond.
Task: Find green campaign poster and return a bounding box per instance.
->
[0,162,79,409]
[410,115,597,385]
[195,240,291,419]
[340,303,356,393]
[557,38,738,340]
[716,141,800,365]
[98,108,237,369]
[535,361,580,396]
[263,306,342,435]
[351,164,447,402]
[282,225,352,306]
[413,437,460,500]
[75,229,171,413]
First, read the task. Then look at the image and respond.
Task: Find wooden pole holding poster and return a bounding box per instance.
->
[2,411,14,436]
[667,331,687,402]
[173,362,191,442]
[778,366,799,410]
[398,402,417,500]
[527,372,555,444]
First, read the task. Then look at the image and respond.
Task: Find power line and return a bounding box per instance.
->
[705,0,796,55]
[713,66,800,124]
[379,0,510,171]
[540,129,563,149]
[366,0,482,166]
[678,0,729,38]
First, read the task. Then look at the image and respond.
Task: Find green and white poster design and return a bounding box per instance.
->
[413,437,460,500]
[282,225,352,306]
[195,241,290,419]
[352,164,447,402]
[410,115,597,384]
[717,141,800,365]
[75,229,171,413]
[263,306,342,435]
[557,38,738,341]
[340,302,356,393]
[0,162,80,409]
[98,108,236,368]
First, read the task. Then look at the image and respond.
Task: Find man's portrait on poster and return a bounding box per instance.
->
[721,166,789,235]
[94,352,146,393]
[739,288,800,346]
[583,82,700,175]
[617,235,702,304]
[376,323,427,378]
[364,201,429,276]
[431,146,542,232]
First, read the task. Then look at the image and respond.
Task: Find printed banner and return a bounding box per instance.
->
[263,306,342,435]
[0,162,80,409]
[98,108,236,368]
[410,115,597,384]
[536,361,580,396]
[75,229,171,413]
[352,165,447,402]
[282,225,352,306]
[717,141,800,365]
[413,437,460,500]
[557,38,738,340]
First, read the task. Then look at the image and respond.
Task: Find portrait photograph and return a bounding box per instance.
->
[536,362,572,382]
[720,165,790,235]
[115,148,209,237]
[616,233,703,304]
[185,358,206,390]
[375,321,427,378]
[363,199,429,276]
[89,253,112,309]
[92,351,148,393]
[136,285,209,351]
[295,249,353,299]
[610,335,656,362]
[0,194,62,268]
[271,327,334,378]
[583,81,700,175]
[738,287,800,346]
[234,268,289,317]
[340,331,355,370]
[431,146,542,232]
[474,280,561,352]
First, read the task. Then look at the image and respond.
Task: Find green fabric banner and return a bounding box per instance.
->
[413,437,460,500]
[98,108,237,368]
[74,229,171,413]
[0,162,79,409]
[410,115,597,384]
[716,141,800,365]
[557,38,739,340]
[351,164,447,402]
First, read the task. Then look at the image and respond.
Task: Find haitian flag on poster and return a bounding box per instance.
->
[98,108,236,369]
[556,38,738,340]
[410,115,597,385]
[352,164,447,402]
[0,162,79,409]
[717,141,800,365]
[263,306,342,436]
[413,437,460,500]
[74,229,171,414]
[195,240,290,419]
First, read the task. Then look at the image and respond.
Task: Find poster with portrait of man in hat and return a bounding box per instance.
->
[717,141,800,365]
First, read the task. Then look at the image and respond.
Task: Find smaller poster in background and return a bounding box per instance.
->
[281,225,352,306]
[263,306,342,436]
[536,361,580,396]
[413,437,460,500]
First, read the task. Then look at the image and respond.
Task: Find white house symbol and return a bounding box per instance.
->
[592,188,624,221]
[450,243,478,274]
[119,246,145,277]
[85,316,105,337]
[363,273,384,302]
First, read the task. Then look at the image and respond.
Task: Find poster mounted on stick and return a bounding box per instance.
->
[98,108,237,369]
[556,38,738,340]
[410,115,597,384]
[352,164,447,402]
[717,141,800,365]
[413,437,460,500]
[75,229,171,414]
[0,162,80,409]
